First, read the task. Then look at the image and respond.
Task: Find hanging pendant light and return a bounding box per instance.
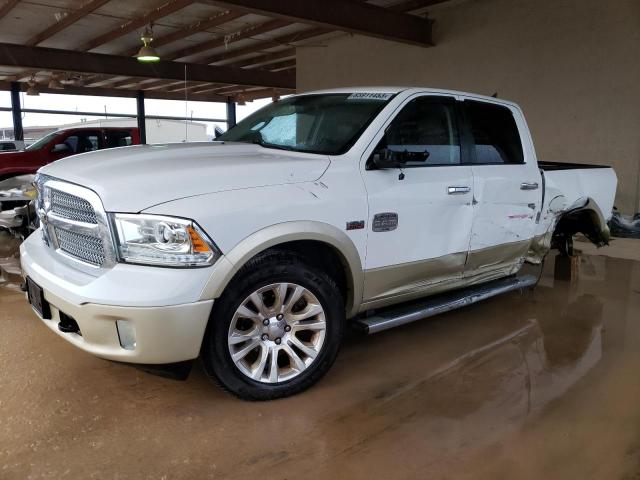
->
[137,25,160,63]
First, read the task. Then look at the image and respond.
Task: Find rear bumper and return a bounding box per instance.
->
[20,232,215,364]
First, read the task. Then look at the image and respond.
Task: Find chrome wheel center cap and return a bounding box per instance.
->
[264,317,286,340]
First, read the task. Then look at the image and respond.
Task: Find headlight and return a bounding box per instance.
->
[111,213,220,267]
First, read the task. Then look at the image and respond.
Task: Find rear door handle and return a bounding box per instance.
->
[447,186,471,195]
[520,182,539,190]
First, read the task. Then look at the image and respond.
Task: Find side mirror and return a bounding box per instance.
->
[368,147,429,170]
[52,143,70,153]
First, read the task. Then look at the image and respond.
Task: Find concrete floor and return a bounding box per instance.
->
[1,239,639,479]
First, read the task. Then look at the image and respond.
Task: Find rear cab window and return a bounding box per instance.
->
[464,101,524,164]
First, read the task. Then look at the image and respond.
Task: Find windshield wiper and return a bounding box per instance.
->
[249,138,296,152]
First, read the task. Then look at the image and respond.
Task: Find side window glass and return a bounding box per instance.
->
[106,131,133,148]
[384,97,460,166]
[64,135,79,153]
[465,101,524,164]
[76,133,99,153]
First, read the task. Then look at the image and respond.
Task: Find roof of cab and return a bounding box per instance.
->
[298,86,520,109]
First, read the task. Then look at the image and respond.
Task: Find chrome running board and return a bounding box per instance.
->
[354,275,537,334]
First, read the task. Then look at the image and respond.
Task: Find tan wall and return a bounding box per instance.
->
[297,0,640,213]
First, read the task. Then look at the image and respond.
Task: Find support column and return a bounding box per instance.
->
[10,82,23,141]
[226,97,237,130]
[136,90,146,144]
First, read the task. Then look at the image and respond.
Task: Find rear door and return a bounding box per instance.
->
[362,94,475,305]
[462,99,542,277]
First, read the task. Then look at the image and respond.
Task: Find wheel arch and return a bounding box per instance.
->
[553,196,610,247]
[199,221,364,319]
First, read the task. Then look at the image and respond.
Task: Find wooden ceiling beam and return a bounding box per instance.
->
[119,9,247,56]
[166,18,289,60]
[26,0,111,46]
[204,0,433,46]
[0,0,19,21]
[200,26,326,64]
[387,0,449,12]
[224,47,294,68]
[80,0,194,52]
[257,58,295,71]
[0,43,296,88]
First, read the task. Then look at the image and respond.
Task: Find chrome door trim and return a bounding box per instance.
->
[447,186,471,195]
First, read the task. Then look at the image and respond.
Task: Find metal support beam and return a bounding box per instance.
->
[10,81,23,141]
[136,90,146,145]
[0,107,226,123]
[0,43,295,90]
[226,98,237,130]
[205,0,433,46]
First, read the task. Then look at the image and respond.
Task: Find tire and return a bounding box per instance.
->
[201,250,344,400]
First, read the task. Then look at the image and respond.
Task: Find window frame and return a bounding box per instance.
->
[460,99,526,166]
[367,95,473,169]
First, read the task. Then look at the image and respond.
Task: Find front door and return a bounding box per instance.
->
[462,99,542,278]
[361,95,474,306]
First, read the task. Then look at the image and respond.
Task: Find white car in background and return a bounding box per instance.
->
[20,87,617,400]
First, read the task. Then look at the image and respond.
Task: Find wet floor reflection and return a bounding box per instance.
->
[1,252,639,479]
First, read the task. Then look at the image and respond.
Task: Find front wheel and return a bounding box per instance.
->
[201,251,344,400]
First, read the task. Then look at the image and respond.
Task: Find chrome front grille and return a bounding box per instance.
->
[50,189,98,224]
[36,175,116,272]
[53,226,106,266]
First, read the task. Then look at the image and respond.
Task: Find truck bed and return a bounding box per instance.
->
[541,164,617,222]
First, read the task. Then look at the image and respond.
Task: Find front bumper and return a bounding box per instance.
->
[20,232,215,364]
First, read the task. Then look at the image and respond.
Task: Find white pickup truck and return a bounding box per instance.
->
[20,88,617,400]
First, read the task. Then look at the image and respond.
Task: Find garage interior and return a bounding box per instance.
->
[1,0,639,478]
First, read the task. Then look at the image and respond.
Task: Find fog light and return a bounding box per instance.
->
[116,320,137,350]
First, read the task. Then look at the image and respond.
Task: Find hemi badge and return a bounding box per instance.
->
[346,220,365,231]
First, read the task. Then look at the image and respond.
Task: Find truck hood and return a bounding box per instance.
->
[39,143,331,212]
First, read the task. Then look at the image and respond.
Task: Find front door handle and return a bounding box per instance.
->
[520,182,539,190]
[448,186,471,195]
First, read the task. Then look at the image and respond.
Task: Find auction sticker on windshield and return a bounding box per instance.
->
[347,93,394,101]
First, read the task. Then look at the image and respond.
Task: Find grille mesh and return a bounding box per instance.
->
[51,189,98,224]
[54,227,106,266]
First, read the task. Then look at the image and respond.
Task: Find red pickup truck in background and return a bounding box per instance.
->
[0,127,140,180]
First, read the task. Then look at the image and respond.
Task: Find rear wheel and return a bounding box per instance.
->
[202,250,344,400]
